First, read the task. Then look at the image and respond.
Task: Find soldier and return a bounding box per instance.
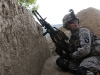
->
[56,9,100,75]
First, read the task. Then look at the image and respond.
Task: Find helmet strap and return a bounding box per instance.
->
[65,24,71,30]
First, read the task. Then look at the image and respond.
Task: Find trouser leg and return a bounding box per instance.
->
[79,56,100,75]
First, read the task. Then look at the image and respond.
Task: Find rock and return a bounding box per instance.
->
[0,0,50,75]
[77,7,100,37]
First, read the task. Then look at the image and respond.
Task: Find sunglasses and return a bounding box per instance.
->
[68,20,78,24]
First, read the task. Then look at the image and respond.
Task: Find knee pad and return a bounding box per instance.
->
[56,57,69,71]
[77,66,87,75]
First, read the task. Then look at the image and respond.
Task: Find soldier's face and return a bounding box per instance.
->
[69,20,79,30]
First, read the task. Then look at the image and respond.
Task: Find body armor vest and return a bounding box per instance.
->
[69,29,81,54]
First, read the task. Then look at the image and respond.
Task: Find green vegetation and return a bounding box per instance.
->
[18,0,38,11]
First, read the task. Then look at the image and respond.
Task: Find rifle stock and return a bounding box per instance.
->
[32,10,71,59]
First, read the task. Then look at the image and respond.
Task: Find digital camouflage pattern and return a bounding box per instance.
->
[69,27,100,75]
[72,27,92,59]
[62,13,73,28]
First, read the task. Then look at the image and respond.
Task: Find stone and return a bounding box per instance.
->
[0,0,50,75]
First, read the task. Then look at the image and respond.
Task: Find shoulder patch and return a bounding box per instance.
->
[85,38,89,43]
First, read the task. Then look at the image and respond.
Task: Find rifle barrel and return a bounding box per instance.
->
[32,10,55,32]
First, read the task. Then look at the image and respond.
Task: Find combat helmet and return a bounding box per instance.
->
[62,9,79,28]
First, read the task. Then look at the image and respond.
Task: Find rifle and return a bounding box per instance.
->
[32,10,71,59]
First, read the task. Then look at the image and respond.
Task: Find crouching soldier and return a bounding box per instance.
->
[56,9,100,75]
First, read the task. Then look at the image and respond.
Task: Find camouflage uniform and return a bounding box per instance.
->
[56,9,100,75]
[68,27,100,75]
